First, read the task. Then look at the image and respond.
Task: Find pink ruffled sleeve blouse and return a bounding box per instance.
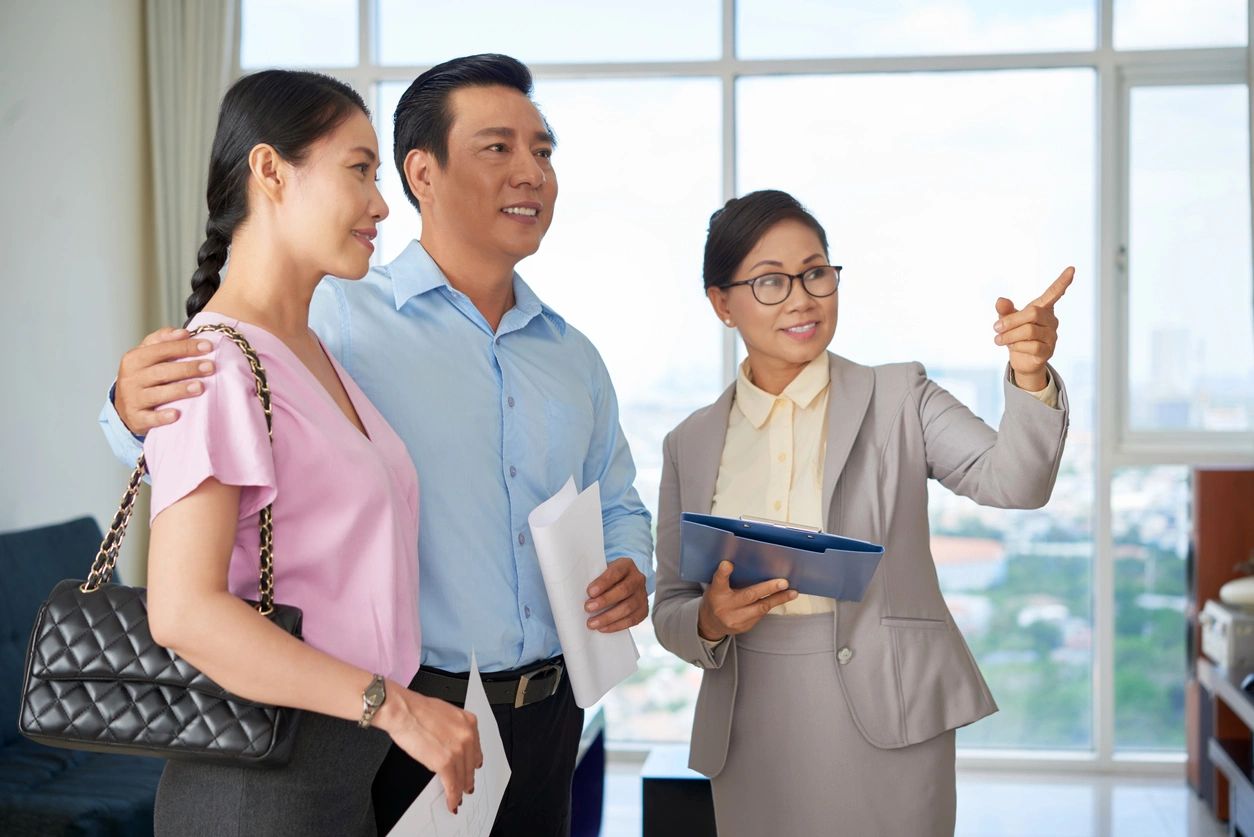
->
[143,312,421,685]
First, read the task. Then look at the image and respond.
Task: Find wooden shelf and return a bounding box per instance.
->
[1199,658,1254,731]
[1210,737,1254,792]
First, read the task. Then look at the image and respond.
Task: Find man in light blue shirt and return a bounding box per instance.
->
[100,55,652,836]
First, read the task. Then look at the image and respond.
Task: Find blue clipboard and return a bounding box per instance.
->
[679,512,884,602]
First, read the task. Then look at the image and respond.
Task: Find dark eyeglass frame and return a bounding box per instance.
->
[717,265,843,305]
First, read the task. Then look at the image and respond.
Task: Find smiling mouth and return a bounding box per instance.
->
[783,322,819,334]
[502,207,539,217]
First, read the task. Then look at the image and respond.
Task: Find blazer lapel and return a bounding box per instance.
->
[821,353,875,514]
[683,382,736,514]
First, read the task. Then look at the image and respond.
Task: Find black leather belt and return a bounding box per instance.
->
[412,656,565,708]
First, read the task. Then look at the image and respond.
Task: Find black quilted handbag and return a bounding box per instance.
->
[18,324,303,767]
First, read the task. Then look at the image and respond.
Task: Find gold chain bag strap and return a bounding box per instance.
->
[18,324,303,766]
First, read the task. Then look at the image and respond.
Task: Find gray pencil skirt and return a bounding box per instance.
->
[710,613,956,837]
[154,711,392,837]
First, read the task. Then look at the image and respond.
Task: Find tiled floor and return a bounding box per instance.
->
[600,759,1227,837]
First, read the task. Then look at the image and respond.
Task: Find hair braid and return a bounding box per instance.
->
[184,221,231,323]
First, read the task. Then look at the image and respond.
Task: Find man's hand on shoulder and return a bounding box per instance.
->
[584,557,648,633]
[115,327,216,435]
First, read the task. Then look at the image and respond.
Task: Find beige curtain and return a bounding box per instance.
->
[145,0,235,327]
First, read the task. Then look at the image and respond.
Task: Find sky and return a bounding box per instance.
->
[240,0,1253,447]
[241,0,1249,69]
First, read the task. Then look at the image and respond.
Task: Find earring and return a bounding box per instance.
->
[724,319,734,326]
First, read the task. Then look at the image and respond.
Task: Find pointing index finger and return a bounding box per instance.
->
[1031,266,1075,308]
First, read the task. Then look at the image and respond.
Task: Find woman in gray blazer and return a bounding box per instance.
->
[651,190,1072,837]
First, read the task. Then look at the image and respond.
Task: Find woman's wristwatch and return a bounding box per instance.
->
[359,674,387,728]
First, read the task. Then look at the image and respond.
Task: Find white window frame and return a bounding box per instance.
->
[235,0,1254,774]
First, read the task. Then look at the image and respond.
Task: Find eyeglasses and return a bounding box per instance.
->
[718,265,841,305]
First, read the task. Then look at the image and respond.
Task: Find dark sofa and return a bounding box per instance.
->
[1,517,164,836]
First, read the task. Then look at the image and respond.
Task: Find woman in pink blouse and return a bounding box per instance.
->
[141,70,480,836]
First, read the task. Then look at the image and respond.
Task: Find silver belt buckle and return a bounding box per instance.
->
[513,663,562,708]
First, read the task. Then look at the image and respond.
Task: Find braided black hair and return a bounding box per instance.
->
[184,70,368,323]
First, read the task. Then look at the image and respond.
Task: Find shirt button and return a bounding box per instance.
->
[509,465,517,478]
[507,396,515,408]
[518,533,526,546]
[837,647,853,665]
[773,500,782,511]
[778,452,787,462]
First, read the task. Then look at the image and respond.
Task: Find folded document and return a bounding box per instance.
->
[680,513,884,602]
[528,478,639,708]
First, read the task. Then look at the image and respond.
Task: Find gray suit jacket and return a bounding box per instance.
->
[651,353,1069,777]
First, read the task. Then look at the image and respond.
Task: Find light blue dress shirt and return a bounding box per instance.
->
[99,240,654,673]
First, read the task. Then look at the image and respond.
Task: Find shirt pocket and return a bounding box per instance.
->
[545,399,594,485]
[880,616,950,630]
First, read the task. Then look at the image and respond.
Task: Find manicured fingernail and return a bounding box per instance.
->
[585,601,596,612]
[588,619,599,628]
[197,341,211,352]
[198,361,214,373]
[777,580,788,590]
[588,586,600,597]
[162,410,178,422]
[172,328,188,336]
[187,382,202,393]
[994,321,1004,332]
[789,590,799,599]
[994,336,1003,345]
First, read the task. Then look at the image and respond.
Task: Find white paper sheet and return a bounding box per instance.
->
[388,653,510,837]
[527,477,639,708]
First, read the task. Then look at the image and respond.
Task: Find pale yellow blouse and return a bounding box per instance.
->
[709,353,1059,617]
[711,353,836,614]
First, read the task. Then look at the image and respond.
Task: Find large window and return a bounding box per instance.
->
[740,68,1098,748]
[239,0,1254,765]
[1111,466,1191,750]
[1126,84,1253,433]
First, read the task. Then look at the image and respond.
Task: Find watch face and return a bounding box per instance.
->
[365,678,386,708]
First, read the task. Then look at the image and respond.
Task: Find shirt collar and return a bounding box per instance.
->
[388,239,447,308]
[734,352,831,429]
[386,239,566,335]
[510,272,564,332]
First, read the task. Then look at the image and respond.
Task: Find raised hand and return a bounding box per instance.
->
[993,266,1075,392]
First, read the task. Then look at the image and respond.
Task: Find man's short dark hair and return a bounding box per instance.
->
[393,53,536,213]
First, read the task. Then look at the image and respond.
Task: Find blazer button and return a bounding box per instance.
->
[837,647,853,665]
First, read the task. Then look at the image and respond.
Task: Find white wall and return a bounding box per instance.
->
[0,0,153,580]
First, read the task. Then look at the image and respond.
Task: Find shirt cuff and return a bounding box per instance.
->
[698,633,729,653]
[98,383,147,466]
[1021,372,1059,409]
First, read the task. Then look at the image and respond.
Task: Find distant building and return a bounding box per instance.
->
[1017,595,1069,628]
[931,535,1006,591]
[928,366,1003,424]
[942,592,995,636]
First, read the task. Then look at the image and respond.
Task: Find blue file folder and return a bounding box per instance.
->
[679,513,884,602]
